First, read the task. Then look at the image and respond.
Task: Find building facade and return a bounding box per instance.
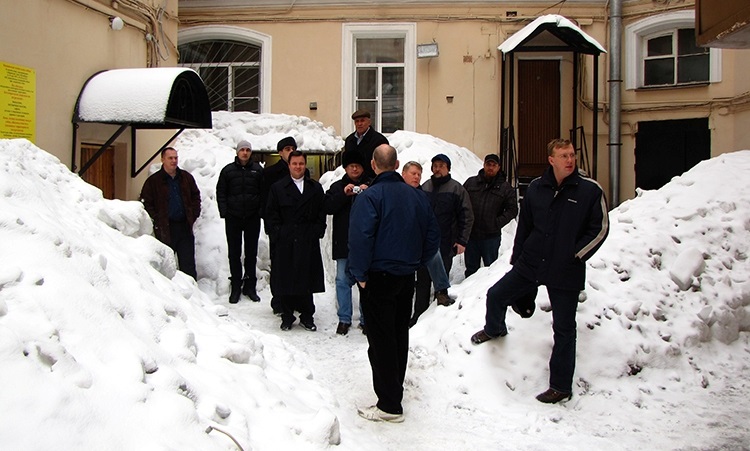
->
[2,0,749,202]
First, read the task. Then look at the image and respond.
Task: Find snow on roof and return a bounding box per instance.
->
[75,68,200,124]
[498,14,606,54]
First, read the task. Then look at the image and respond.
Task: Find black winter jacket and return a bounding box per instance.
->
[343,127,389,181]
[511,167,609,291]
[421,174,474,258]
[463,169,518,240]
[216,157,263,219]
[323,173,371,260]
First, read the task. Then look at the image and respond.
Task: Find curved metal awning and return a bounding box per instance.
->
[71,67,212,178]
[498,14,606,55]
[73,67,211,128]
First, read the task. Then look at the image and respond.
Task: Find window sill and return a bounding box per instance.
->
[635,82,710,91]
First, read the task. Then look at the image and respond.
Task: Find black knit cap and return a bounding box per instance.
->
[431,153,451,170]
[341,149,366,168]
[276,136,297,153]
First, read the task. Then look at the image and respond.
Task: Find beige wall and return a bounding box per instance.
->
[0,0,179,200]
[180,1,750,204]
[5,0,750,202]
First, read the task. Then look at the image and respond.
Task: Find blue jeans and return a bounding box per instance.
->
[425,250,450,292]
[465,236,501,277]
[484,268,578,393]
[335,259,365,325]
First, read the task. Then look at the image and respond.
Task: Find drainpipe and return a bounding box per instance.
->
[608,0,623,206]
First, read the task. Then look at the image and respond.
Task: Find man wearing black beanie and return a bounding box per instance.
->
[261,136,298,315]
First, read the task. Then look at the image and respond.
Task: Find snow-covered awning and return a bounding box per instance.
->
[498,14,606,55]
[73,68,211,129]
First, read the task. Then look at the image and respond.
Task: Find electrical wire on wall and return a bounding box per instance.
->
[114,0,175,66]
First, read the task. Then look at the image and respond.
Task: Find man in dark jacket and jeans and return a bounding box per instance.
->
[413,153,474,324]
[140,146,201,280]
[349,144,440,423]
[217,140,264,303]
[324,149,371,335]
[462,153,518,277]
[471,139,609,405]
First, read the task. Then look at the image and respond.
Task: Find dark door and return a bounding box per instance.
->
[517,59,560,177]
[635,118,710,190]
[81,144,115,199]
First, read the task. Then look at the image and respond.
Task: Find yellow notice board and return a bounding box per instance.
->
[0,62,36,142]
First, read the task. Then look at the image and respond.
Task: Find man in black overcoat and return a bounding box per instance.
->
[264,150,326,331]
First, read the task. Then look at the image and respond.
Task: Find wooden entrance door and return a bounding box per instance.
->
[517,60,560,177]
[81,144,115,199]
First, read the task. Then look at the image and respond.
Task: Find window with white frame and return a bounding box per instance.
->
[625,11,721,90]
[342,24,416,135]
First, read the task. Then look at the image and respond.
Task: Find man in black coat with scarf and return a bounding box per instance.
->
[264,150,326,331]
[344,109,389,181]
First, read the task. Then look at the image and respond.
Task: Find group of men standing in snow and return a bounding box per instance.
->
[139,110,609,422]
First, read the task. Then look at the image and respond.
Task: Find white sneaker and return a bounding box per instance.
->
[357,405,404,423]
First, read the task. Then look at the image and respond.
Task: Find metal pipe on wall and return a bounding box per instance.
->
[608,0,623,206]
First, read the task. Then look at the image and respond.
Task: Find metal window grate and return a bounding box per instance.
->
[178,40,261,112]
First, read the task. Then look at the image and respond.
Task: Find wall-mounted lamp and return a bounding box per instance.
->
[417,43,439,58]
[110,16,124,31]
[446,96,454,104]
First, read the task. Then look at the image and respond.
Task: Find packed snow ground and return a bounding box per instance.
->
[1,112,749,450]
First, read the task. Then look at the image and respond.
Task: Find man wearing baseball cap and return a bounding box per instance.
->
[462,153,518,277]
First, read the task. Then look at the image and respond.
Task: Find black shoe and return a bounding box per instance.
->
[536,388,572,404]
[280,322,293,331]
[359,324,367,335]
[470,329,504,345]
[242,280,261,302]
[301,320,317,332]
[435,290,455,306]
[229,284,241,304]
[336,322,351,335]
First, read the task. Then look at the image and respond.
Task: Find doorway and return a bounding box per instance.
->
[81,143,115,199]
[517,59,561,177]
[635,118,710,191]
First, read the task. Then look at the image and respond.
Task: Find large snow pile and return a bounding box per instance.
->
[0,139,340,450]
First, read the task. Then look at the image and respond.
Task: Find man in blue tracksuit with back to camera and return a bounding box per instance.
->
[471,138,609,404]
[349,144,440,423]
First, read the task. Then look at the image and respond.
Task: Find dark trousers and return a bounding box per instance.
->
[412,251,452,323]
[361,271,414,415]
[280,294,315,325]
[169,220,197,279]
[484,268,578,393]
[464,236,501,277]
[225,215,261,284]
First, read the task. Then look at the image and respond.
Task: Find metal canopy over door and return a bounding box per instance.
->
[517,59,560,178]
